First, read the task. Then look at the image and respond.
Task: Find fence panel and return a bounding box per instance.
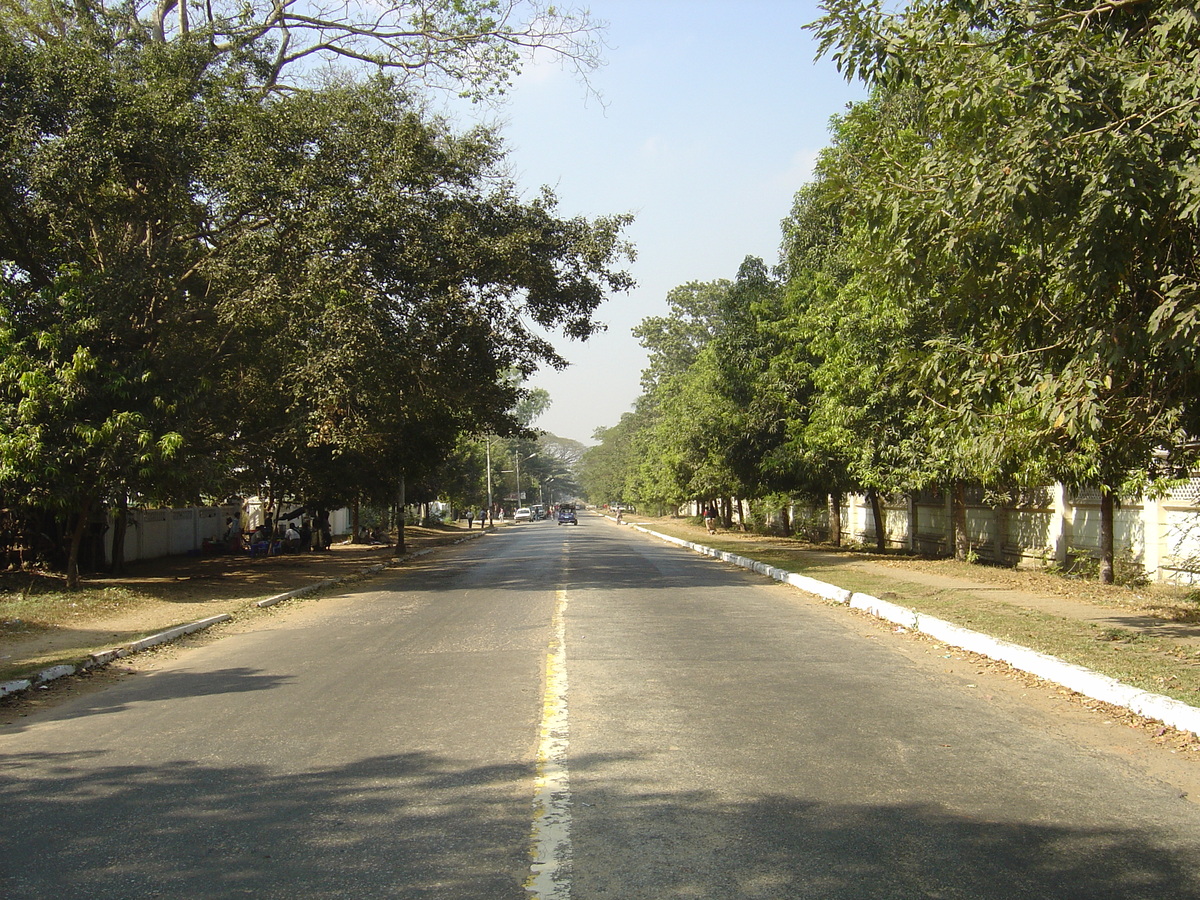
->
[1161,501,1200,584]
[831,482,1199,582]
[169,509,197,556]
[134,509,170,562]
[1005,509,1052,567]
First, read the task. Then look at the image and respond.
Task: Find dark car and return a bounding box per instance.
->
[557,505,577,525]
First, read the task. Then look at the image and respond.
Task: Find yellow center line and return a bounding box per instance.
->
[526,586,572,898]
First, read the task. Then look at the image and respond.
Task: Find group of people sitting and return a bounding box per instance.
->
[353,525,392,545]
[223,513,334,557]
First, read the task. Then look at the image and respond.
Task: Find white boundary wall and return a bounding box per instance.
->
[103,504,353,565]
[838,479,1200,584]
[692,477,1200,584]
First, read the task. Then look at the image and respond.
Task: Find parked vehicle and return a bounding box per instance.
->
[557,505,577,525]
[514,507,533,522]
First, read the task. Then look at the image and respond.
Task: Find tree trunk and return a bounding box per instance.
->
[351,497,361,543]
[780,503,792,538]
[1099,489,1115,584]
[65,497,93,591]
[395,473,406,554]
[110,494,128,575]
[829,493,841,546]
[952,481,968,560]
[994,498,1008,566]
[866,488,885,552]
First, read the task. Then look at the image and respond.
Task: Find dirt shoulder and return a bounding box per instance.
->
[0,524,484,683]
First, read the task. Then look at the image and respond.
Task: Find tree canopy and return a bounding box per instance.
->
[812,0,1200,575]
[583,0,1198,581]
[1,0,607,99]
[0,0,632,585]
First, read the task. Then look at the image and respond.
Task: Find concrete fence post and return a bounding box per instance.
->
[1141,491,1164,582]
[1051,482,1069,567]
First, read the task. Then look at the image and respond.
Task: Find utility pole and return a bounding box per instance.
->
[513,452,536,509]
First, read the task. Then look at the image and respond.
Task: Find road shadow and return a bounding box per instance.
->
[0,749,629,900]
[3,747,1197,899]
[570,783,1200,899]
[1,667,296,732]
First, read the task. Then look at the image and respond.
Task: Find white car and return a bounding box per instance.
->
[514,507,533,522]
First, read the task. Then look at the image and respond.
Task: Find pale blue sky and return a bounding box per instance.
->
[457,1,865,445]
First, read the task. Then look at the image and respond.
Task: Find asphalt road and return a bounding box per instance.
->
[2,510,1200,898]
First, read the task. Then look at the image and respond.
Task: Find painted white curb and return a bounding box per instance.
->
[0,678,33,699]
[628,523,1200,738]
[254,545,443,608]
[124,614,234,652]
[1,614,233,699]
[257,578,341,608]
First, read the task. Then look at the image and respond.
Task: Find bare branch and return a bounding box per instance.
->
[1042,0,1154,29]
[110,0,607,99]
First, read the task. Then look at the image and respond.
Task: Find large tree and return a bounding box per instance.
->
[632,279,730,393]
[0,3,633,584]
[207,77,632,503]
[771,96,968,551]
[813,0,1200,579]
[0,33,258,585]
[580,406,660,510]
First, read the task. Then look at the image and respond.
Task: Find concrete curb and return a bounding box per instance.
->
[2,614,232,700]
[1,535,480,702]
[255,544,449,608]
[257,577,344,608]
[622,520,1200,738]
